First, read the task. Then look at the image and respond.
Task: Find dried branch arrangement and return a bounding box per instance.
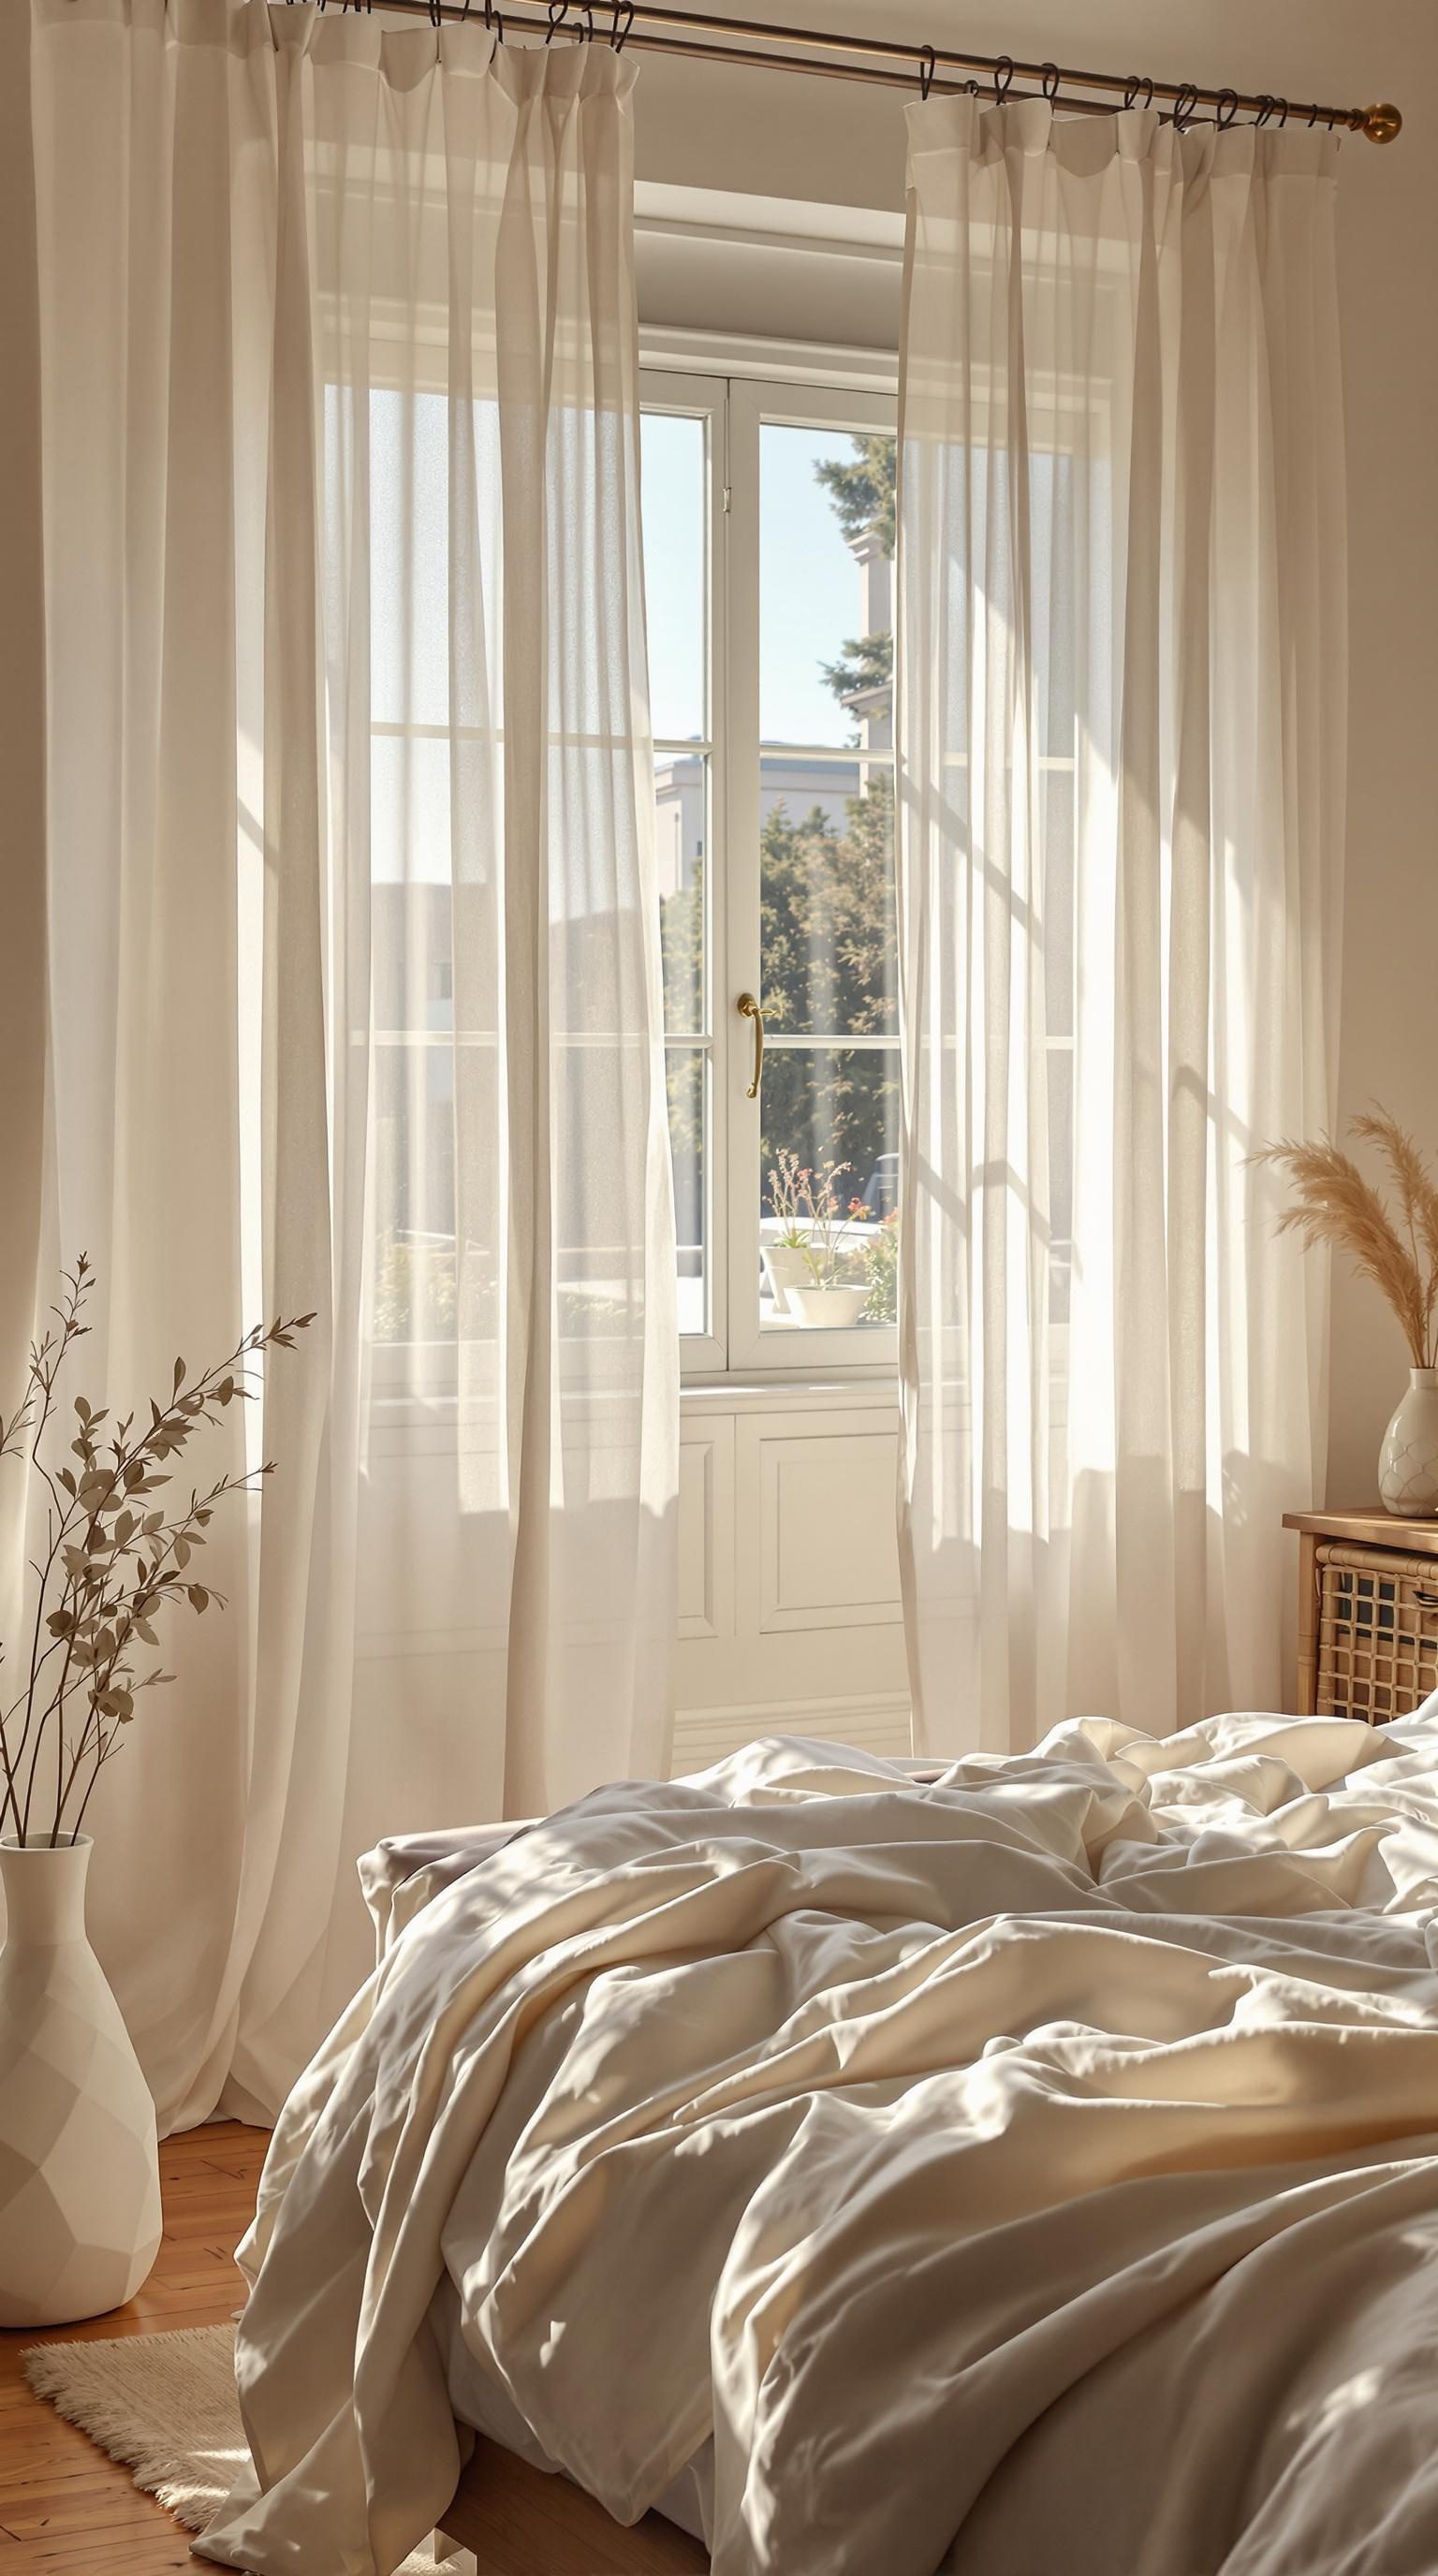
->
[1256,1108,1438,1370]
[0,1257,313,1849]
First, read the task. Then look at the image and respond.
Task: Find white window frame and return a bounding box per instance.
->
[641,366,729,1375]
[722,373,899,1377]
[643,359,901,1382]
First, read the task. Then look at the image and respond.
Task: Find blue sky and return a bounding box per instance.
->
[640,415,876,749]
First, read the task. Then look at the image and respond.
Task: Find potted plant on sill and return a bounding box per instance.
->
[0,1257,312,2328]
[787,1160,873,1329]
[1258,1108,1438,1516]
[761,1150,815,1317]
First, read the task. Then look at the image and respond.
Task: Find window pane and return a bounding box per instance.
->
[666,1045,707,1338]
[759,1045,900,1332]
[760,755,895,1039]
[365,388,503,729]
[1048,1044,1073,1325]
[373,1032,460,1344]
[760,424,894,751]
[641,411,707,744]
[656,751,706,1037]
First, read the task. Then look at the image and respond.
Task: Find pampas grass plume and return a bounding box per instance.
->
[1255,1108,1438,1370]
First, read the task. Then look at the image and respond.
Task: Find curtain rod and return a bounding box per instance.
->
[330,0,1402,145]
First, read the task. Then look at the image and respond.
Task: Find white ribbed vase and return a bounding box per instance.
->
[1378,1368,1438,1519]
[0,1836,161,2327]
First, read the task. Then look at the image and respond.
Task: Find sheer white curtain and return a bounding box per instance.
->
[897,99,1345,1755]
[26,0,677,2126]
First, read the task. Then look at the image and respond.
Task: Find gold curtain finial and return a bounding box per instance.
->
[1362,102,1402,143]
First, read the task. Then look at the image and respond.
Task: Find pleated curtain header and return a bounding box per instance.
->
[906,93,1343,180]
[35,0,639,108]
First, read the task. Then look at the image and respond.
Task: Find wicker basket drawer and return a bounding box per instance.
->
[1314,1542,1438,1724]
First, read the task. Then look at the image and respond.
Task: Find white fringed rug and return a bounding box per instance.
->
[23,2323,442,2570]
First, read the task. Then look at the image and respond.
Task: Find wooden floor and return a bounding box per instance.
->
[0,2122,270,2576]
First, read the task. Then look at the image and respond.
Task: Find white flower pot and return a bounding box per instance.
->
[761,1245,811,1316]
[787,1284,870,1329]
[0,1835,161,2327]
[1379,1368,1438,1517]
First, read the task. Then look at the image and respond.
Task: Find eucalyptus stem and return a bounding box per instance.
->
[0,1260,313,1848]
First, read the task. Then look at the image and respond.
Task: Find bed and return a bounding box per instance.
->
[195,1705,1438,2576]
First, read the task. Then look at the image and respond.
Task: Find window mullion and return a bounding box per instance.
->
[722,379,763,1374]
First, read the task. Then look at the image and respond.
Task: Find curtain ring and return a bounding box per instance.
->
[1214,88,1238,129]
[546,0,566,37]
[1171,80,1198,131]
[1123,74,1154,112]
[917,43,936,102]
[1040,61,1060,103]
[1253,95,1273,127]
[610,0,634,47]
[993,54,1014,101]
[578,4,594,39]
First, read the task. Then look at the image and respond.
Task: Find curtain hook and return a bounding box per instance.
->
[609,1,634,47]
[993,54,1014,102]
[1253,95,1273,127]
[1275,96,1289,126]
[1171,80,1198,131]
[579,4,594,39]
[1124,73,1154,113]
[1040,62,1060,103]
[1214,88,1238,129]
[546,0,567,37]
[917,43,935,102]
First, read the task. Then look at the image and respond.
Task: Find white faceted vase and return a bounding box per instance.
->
[1379,1368,1438,1518]
[0,1835,161,2327]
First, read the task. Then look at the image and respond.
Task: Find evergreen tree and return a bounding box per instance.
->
[756,772,897,1199]
[814,432,897,555]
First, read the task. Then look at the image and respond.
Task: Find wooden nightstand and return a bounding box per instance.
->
[1283,1507,1438,1723]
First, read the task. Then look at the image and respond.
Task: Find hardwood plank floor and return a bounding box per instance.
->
[0,2123,270,2575]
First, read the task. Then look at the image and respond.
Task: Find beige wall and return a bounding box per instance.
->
[634,0,1438,1509]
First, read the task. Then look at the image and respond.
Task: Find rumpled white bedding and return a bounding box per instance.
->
[197,1705,1438,2576]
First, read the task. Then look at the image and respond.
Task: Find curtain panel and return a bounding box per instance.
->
[897,98,1346,1755]
[25,0,678,2126]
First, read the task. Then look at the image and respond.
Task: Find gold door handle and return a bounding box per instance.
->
[737,992,764,1101]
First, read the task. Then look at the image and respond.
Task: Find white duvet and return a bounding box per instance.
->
[198,1705,1438,2576]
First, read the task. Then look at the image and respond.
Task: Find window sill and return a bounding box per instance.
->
[681,1367,899,1413]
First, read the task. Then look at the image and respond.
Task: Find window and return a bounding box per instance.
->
[358,357,902,1383]
[641,370,899,1374]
